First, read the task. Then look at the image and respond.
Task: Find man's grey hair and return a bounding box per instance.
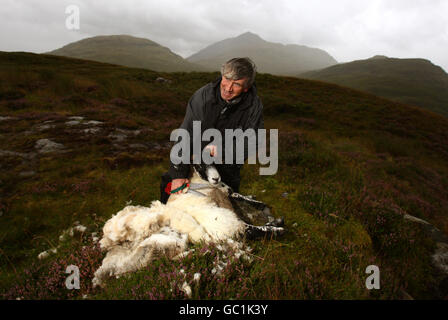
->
[221,57,257,88]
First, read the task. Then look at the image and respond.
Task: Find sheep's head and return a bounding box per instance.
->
[193,164,221,186]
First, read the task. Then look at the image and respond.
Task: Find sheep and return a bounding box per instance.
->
[92,164,284,287]
[170,163,285,238]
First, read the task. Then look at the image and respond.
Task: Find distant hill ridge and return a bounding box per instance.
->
[46,32,337,76]
[300,56,448,117]
[44,34,448,118]
[46,34,204,72]
[187,31,337,75]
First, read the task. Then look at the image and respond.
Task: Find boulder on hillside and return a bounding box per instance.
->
[35,139,65,154]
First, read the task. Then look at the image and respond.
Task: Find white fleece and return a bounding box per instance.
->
[93,194,245,287]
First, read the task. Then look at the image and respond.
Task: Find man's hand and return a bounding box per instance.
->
[204,144,217,157]
[171,178,189,194]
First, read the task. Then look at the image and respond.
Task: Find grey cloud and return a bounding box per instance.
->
[0,0,447,71]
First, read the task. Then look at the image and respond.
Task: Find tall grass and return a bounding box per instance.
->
[1,52,448,299]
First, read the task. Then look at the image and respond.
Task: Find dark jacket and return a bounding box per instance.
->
[168,77,264,179]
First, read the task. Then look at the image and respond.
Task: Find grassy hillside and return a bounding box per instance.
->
[187,32,337,75]
[46,34,204,72]
[1,51,448,299]
[300,56,448,117]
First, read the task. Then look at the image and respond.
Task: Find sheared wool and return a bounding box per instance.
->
[92,193,246,287]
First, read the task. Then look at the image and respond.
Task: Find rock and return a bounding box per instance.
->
[84,120,104,126]
[108,128,141,141]
[0,149,35,160]
[0,116,16,121]
[150,142,170,150]
[404,214,431,225]
[19,171,36,178]
[83,128,101,134]
[404,214,448,243]
[37,124,55,131]
[116,128,141,136]
[432,243,448,274]
[68,116,84,121]
[150,142,171,150]
[0,150,23,158]
[404,213,448,277]
[35,139,65,154]
[65,120,80,126]
[108,132,127,142]
[156,77,172,84]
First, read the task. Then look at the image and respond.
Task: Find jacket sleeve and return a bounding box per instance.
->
[168,88,206,179]
[245,97,264,131]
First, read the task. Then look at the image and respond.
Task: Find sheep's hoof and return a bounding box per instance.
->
[265,217,285,228]
[244,224,286,240]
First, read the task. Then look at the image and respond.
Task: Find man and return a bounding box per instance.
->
[160,57,264,203]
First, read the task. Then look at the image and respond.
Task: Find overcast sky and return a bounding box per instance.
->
[1,0,447,71]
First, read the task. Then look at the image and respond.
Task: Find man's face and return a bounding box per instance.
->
[220,75,249,101]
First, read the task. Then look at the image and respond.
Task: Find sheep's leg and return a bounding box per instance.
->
[229,192,285,227]
[230,192,267,210]
[244,223,285,240]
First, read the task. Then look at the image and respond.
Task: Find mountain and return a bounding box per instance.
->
[187,32,337,75]
[46,34,204,72]
[1,51,448,299]
[300,56,448,117]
